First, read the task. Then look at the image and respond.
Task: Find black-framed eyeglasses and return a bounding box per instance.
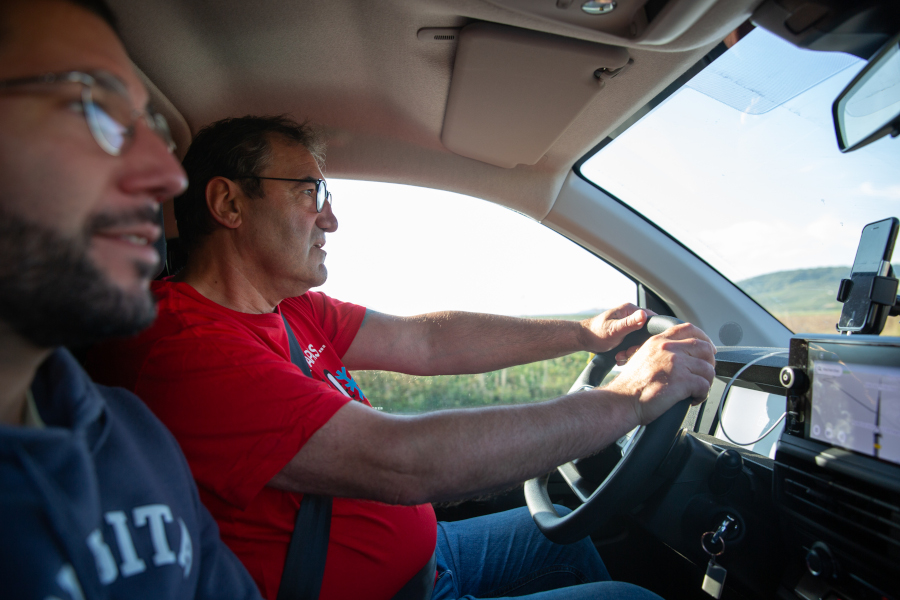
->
[234,176,333,212]
[0,70,175,156]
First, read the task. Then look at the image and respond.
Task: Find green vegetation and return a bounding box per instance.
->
[737,265,900,335]
[737,266,849,314]
[356,352,596,414]
[354,312,616,414]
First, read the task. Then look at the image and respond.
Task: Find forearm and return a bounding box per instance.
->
[389,387,639,504]
[343,304,651,375]
[371,311,590,375]
[271,387,639,505]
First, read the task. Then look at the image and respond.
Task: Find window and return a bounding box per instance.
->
[317,180,638,413]
[579,28,900,335]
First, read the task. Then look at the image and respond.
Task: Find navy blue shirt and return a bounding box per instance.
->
[0,349,262,599]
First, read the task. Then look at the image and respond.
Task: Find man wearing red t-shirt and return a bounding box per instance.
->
[89,116,716,600]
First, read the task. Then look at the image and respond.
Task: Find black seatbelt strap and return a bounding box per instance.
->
[283,314,313,377]
[390,552,436,600]
[279,313,435,600]
[278,313,332,600]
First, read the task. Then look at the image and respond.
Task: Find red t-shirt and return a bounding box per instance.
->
[87,281,437,600]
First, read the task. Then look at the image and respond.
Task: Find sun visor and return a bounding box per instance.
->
[441,23,630,169]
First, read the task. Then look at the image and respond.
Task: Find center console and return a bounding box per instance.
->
[775,334,900,599]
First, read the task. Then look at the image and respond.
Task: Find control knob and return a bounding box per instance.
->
[709,449,743,496]
[805,541,837,579]
[780,367,808,393]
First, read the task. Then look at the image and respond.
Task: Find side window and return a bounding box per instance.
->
[318,180,637,414]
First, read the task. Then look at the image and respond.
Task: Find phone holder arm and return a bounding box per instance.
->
[890,295,900,317]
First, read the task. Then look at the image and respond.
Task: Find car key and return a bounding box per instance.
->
[700,530,727,598]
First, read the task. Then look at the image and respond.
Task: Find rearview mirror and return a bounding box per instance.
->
[833,31,900,153]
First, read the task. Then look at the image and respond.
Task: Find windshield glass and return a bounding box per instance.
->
[580,27,900,334]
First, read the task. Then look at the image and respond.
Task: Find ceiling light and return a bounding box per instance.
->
[581,1,616,15]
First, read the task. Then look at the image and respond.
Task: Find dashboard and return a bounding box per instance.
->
[775,334,900,600]
[621,338,900,600]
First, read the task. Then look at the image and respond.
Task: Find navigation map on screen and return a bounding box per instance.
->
[809,360,900,466]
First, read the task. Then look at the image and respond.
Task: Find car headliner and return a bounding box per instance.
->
[110,0,759,226]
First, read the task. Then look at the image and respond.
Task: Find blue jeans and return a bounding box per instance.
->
[432,506,662,600]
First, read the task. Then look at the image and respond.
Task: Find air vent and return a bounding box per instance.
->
[417,28,460,43]
[775,461,900,562]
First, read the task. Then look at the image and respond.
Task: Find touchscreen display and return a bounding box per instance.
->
[809,356,900,466]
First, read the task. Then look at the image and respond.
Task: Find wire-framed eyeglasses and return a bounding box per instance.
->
[0,70,175,156]
[234,176,333,212]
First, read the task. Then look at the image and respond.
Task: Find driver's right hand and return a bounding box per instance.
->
[605,322,716,426]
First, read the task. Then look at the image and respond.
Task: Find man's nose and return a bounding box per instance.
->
[317,196,338,232]
[118,118,188,202]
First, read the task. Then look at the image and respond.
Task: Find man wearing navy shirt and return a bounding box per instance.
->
[0,1,262,597]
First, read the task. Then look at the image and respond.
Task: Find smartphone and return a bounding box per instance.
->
[837,217,899,333]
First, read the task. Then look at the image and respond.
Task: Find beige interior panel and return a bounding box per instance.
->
[486,0,722,46]
[441,23,630,168]
[110,0,750,218]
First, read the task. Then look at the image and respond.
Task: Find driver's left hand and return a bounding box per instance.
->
[580,303,658,363]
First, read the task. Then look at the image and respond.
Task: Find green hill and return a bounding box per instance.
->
[737,264,898,313]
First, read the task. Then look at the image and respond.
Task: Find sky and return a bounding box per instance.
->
[581,28,900,285]
[317,28,900,318]
[316,181,637,317]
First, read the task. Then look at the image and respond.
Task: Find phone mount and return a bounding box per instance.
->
[835,263,900,335]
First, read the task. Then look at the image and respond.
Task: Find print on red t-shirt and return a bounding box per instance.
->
[87,281,437,600]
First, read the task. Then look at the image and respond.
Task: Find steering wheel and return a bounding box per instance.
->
[524,315,691,544]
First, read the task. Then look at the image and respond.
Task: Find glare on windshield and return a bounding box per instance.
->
[581,27,900,334]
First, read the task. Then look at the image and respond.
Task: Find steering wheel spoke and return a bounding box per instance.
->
[557,461,592,503]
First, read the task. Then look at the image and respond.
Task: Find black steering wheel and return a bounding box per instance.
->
[524,315,690,544]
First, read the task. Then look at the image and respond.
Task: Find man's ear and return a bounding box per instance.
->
[205,177,243,230]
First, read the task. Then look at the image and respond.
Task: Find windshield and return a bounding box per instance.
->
[580,27,900,335]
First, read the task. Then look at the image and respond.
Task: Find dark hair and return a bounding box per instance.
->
[174,115,325,253]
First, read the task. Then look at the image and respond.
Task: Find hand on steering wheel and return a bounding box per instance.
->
[525,316,714,545]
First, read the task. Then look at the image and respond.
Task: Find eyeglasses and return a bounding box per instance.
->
[0,70,176,156]
[234,176,333,212]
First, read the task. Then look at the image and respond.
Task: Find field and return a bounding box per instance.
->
[739,265,900,336]
[774,310,900,336]
[354,313,615,414]
[355,352,602,414]
[356,266,900,414]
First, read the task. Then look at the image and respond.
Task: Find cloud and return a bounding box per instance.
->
[696,215,862,280]
[858,182,900,200]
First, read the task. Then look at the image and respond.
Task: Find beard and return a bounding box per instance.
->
[0,206,159,348]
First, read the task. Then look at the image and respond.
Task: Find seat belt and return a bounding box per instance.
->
[391,553,436,600]
[278,313,435,600]
[278,314,331,600]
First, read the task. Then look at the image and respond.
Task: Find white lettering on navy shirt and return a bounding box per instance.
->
[57,503,194,598]
[134,504,177,566]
